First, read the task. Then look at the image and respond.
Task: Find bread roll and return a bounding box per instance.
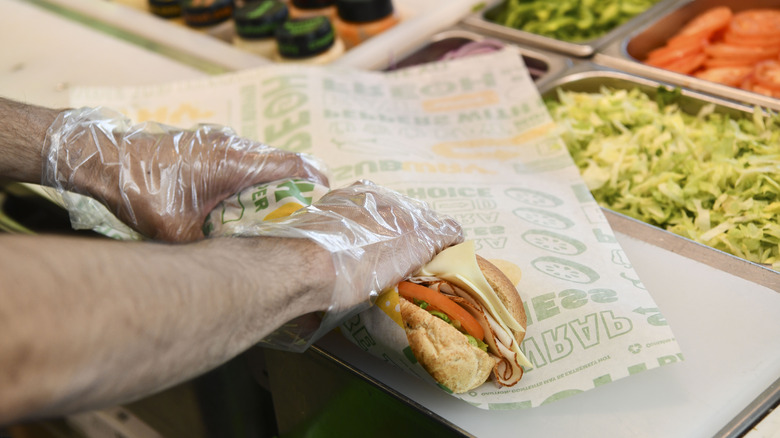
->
[400,298,496,393]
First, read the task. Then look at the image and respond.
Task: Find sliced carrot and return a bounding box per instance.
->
[398,281,485,341]
[678,6,733,38]
[694,66,753,86]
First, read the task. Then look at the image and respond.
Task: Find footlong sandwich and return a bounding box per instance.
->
[397,241,532,393]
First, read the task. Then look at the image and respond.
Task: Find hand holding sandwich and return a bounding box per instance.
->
[209,180,464,351]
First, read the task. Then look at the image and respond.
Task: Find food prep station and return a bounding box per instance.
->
[2,0,780,436]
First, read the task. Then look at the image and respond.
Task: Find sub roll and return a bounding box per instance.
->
[397,241,532,393]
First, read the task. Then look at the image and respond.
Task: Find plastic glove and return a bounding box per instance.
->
[211,180,464,352]
[42,107,328,242]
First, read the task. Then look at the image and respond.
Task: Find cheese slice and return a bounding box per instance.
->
[418,240,525,333]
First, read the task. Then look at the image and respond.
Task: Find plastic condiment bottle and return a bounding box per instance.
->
[288,0,336,19]
[232,0,289,58]
[273,16,345,64]
[181,0,234,29]
[148,0,182,18]
[332,0,399,49]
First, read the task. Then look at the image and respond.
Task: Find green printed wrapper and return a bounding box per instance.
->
[69,48,683,409]
[203,178,329,237]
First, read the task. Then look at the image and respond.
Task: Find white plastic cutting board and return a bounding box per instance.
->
[317,230,780,438]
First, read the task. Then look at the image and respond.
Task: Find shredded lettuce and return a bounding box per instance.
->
[545,87,780,270]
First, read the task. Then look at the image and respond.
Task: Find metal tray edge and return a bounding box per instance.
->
[460,0,681,58]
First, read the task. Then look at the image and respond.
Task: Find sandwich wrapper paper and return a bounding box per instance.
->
[69,48,683,409]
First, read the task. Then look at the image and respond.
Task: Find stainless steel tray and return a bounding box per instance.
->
[538,64,780,291]
[596,0,780,112]
[378,26,572,90]
[461,0,679,58]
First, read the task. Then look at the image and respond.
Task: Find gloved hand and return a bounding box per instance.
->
[212,180,464,352]
[42,107,328,242]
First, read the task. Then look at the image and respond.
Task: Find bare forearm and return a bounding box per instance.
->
[0,234,333,424]
[0,97,62,183]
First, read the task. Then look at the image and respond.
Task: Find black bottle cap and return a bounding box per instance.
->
[291,0,335,9]
[336,0,393,23]
[234,0,289,39]
[275,16,336,59]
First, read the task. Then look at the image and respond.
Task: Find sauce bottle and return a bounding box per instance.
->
[333,0,399,49]
[148,0,182,18]
[288,0,336,19]
[182,0,234,29]
[232,0,289,58]
[274,16,345,64]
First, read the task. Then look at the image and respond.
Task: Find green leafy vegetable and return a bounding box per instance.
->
[654,86,683,109]
[545,87,780,270]
[429,310,451,323]
[467,335,489,352]
[413,298,429,309]
[487,0,661,42]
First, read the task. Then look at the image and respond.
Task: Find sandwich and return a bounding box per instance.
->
[397,240,532,393]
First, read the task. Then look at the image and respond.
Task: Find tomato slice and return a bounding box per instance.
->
[646,43,704,66]
[704,57,758,68]
[657,52,707,74]
[723,30,780,47]
[705,43,779,61]
[678,6,733,38]
[694,66,753,86]
[753,60,780,91]
[666,33,711,49]
[398,281,485,341]
[729,9,780,38]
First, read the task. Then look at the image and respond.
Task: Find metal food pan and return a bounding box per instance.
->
[378,27,573,90]
[539,64,780,290]
[460,0,679,58]
[596,0,780,112]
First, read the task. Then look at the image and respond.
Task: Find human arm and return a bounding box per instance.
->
[0,234,333,425]
[0,97,59,183]
[0,182,463,425]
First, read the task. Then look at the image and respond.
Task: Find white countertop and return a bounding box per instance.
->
[3,1,779,436]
